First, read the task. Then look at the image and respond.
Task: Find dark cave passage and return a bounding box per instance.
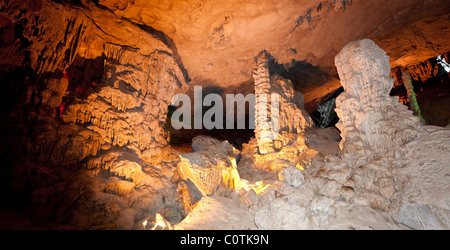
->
[390,53,450,127]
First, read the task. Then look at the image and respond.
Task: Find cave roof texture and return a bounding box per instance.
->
[96,0,450,91]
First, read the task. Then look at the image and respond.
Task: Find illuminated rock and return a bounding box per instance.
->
[241,133,312,172]
[151,213,173,230]
[103,177,136,197]
[254,185,405,229]
[254,193,310,230]
[92,0,450,96]
[178,149,240,197]
[401,71,425,124]
[253,51,313,155]
[247,51,314,173]
[4,1,190,228]
[177,136,243,198]
[176,181,199,217]
[334,39,422,166]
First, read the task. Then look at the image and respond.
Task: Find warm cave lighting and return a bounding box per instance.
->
[151,214,172,230]
[0,0,448,234]
[238,180,272,195]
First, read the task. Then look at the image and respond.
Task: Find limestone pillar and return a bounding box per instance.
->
[334,39,421,166]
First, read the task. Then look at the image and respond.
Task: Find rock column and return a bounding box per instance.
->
[253,50,277,154]
[334,39,422,166]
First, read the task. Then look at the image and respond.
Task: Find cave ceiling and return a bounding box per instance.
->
[96,0,450,90]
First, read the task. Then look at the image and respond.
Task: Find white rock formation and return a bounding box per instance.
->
[332,38,450,229]
[253,180,404,230]
[334,39,422,167]
[390,126,450,230]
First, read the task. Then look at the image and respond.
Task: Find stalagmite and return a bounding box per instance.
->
[334,39,422,167]
[253,51,277,155]
[249,50,314,170]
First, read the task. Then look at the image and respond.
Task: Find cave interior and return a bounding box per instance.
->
[0,0,449,230]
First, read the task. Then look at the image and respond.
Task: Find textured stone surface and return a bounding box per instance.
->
[253,51,313,155]
[278,165,305,188]
[1,0,449,231]
[92,0,450,93]
[178,136,241,197]
[334,39,422,166]
[253,182,404,230]
[174,196,257,230]
[0,0,188,229]
[390,126,450,230]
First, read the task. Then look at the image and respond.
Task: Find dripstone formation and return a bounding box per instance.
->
[248,50,314,171]
[0,0,189,229]
[253,51,313,155]
[334,39,422,167]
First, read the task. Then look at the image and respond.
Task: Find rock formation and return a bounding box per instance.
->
[334,39,422,167]
[401,71,425,124]
[177,137,241,198]
[390,125,450,230]
[248,50,314,171]
[0,0,449,232]
[253,51,277,155]
[0,0,189,229]
[253,51,313,154]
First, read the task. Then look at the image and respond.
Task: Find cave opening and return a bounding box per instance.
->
[165,100,256,153]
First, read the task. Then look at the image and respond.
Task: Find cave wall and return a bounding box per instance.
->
[86,0,450,133]
[0,0,189,229]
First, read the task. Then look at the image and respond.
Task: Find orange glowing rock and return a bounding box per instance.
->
[178,151,241,197]
[151,213,172,230]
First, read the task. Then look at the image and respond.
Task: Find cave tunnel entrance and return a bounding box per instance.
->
[165,101,255,153]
